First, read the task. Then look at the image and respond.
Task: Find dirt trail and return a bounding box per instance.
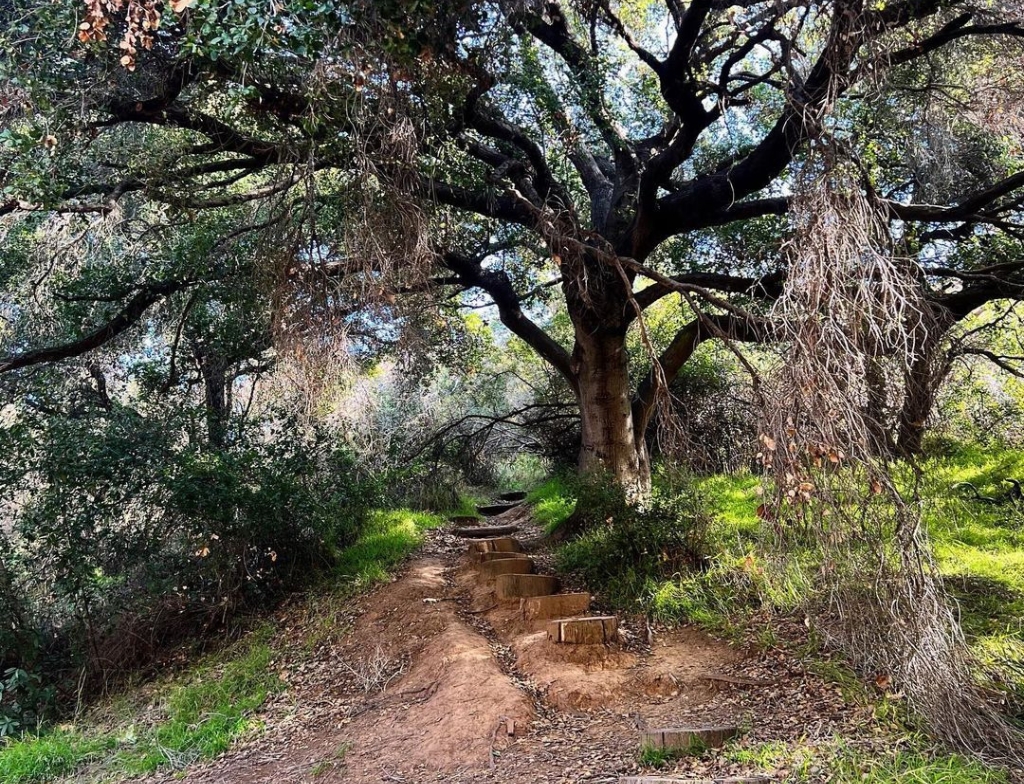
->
[145,507,871,784]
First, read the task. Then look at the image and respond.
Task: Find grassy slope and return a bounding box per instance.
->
[687,446,1024,677]
[538,450,1024,674]
[0,508,447,784]
[536,449,1024,783]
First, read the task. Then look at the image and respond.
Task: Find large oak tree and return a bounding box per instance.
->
[2,0,1024,495]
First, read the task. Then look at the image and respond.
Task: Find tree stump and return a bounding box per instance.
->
[475,551,530,563]
[495,574,559,599]
[546,616,618,644]
[467,537,522,554]
[455,524,520,538]
[476,503,520,516]
[478,558,534,578]
[521,593,591,620]
[638,726,739,753]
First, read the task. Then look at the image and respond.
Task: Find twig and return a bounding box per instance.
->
[489,715,509,770]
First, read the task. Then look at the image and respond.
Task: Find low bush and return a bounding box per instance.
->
[0,402,378,706]
[556,473,711,612]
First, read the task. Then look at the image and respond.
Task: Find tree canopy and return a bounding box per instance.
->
[2,0,1024,494]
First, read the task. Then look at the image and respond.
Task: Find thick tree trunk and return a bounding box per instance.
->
[192,340,230,448]
[894,309,958,457]
[573,328,651,499]
[897,347,951,456]
[863,356,896,457]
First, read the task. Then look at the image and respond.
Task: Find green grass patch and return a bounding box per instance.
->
[333,508,445,589]
[637,744,676,767]
[914,445,1024,690]
[693,472,763,538]
[715,736,1003,783]
[830,745,1010,783]
[0,630,279,782]
[115,626,283,774]
[445,493,482,519]
[526,476,575,534]
[0,731,114,783]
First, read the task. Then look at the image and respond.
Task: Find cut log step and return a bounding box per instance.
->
[619,777,768,783]
[475,551,530,563]
[497,490,528,502]
[467,537,522,554]
[477,503,520,516]
[546,616,618,644]
[521,592,591,621]
[496,573,560,600]
[639,726,739,753]
[455,524,520,538]
[478,558,534,578]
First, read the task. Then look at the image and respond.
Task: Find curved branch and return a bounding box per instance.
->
[515,1,633,161]
[633,269,785,310]
[442,249,577,391]
[650,0,992,249]
[632,312,772,436]
[0,280,190,373]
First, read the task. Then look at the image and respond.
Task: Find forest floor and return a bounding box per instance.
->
[124,505,915,784]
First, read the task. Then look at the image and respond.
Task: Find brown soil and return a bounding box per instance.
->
[134,507,880,784]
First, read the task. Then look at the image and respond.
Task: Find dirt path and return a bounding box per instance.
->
[145,507,872,783]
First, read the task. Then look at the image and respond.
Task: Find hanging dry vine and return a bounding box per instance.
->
[758,144,1024,763]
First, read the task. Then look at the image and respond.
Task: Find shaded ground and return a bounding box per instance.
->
[135,507,887,783]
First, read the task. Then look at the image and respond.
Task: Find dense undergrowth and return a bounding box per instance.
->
[0,407,379,730]
[539,444,1024,781]
[0,507,446,783]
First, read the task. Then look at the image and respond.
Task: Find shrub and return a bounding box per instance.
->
[557,474,711,612]
[0,401,377,695]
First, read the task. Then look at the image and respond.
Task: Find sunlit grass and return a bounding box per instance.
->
[692,472,762,539]
[830,745,1009,783]
[527,476,575,533]
[715,735,1008,783]
[333,509,445,589]
[0,631,280,782]
[114,627,283,775]
[0,731,114,783]
[677,449,1024,676]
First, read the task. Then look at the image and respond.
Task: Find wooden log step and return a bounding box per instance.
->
[497,490,528,502]
[467,537,522,554]
[521,592,591,621]
[477,502,520,516]
[455,524,520,538]
[495,573,560,600]
[546,616,618,644]
[475,551,530,563]
[639,726,739,753]
[478,557,534,578]
[619,777,768,783]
